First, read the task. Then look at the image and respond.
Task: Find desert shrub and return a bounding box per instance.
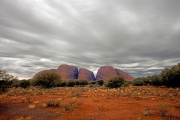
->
[60,81,66,87]
[105,76,125,88]
[159,103,171,117]
[10,79,19,88]
[132,78,145,86]
[45,100,60,107]
[142,109,153,116]
[76,80,88,86]
[150,74,162,86]
[163,63,180,87]
[97,80,104,86]
[122,81,132,87]
[11,82,19,88]
[32,71,61,88]
[0,70,18,93]
[0,80,8,94]
[19,80,30,88]
[66,80,76,87]
[90,81,96,85]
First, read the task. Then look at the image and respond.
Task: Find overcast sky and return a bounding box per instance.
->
[0,0,180,79]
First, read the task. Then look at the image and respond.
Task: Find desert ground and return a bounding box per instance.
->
[0,86,180,120]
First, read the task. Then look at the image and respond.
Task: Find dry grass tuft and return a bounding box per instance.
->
[28,104,35,109]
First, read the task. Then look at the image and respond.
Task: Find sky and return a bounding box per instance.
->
[0,0,180,79]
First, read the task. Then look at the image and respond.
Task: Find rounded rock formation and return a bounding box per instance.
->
[115,69,134,81]
[78,68,95,81]
[58,64,78,80]
[96,66,117,80]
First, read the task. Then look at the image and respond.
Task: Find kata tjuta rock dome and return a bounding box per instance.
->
[33,64,134,81]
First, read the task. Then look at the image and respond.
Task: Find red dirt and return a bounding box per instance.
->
[0,86,180,120]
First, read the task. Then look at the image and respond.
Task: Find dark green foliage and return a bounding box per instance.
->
[19,80,30,88]
[59,81,66,87]
[76,80,88,86]
[0,80,8,94]
[0,70,18,94]
[66,80,76,87]
[159,63,180,87]
[97,80,104,86]
[133,63,180,88]
[150,74,161,86]
[105,76,125,88]
[11,82,19,88]
[32,71,61,88]
[90,81,96,85]
[122,81,132,87]
[132,78,146,86]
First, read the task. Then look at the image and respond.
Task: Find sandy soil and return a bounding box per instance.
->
[0,86,180,120]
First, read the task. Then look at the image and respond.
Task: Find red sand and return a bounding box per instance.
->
[0,86,180,120]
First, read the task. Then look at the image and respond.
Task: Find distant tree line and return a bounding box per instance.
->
[132,63,180,87]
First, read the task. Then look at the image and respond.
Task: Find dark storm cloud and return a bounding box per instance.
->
[0,0,180,79]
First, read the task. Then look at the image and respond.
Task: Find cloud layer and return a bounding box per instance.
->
[0,0,180,79]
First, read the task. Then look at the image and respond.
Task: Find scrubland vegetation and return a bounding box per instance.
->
[0,63,180,119]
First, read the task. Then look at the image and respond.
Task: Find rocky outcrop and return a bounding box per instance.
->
[58,64,78,80]
[96,66,134,81]
[78,68,95,81]
[115,69,134,81]
[34,65,78,80]
[33,64,134,81]
[96,66,117,80]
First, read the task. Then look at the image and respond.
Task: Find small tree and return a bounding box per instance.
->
[0,70,18,81]
[132,77,146,86]
[32,71,61,88]
[0,70,18,94]
[19,80,30,88]
[105,76,125,88]
[97,80,104,86]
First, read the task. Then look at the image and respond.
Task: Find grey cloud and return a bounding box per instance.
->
[0,0,180,79]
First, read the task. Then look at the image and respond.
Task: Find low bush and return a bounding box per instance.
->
[132,79,145,86]
[89,81,96,85]
[76,80,88,86]
[122,81,132,87]
[45,100,60,107]
[105,76,125,88]
[66,80,76,87]
[19,80,30,88]
[159,103,171,117]
[32,71,61,88]
[60,81,66,87]
[97,80,104,86]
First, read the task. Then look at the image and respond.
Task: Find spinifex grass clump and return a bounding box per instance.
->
[159,103,171,117]
[45,100,61,107]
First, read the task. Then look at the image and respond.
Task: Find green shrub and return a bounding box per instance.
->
[19,80,30,88]
[76,80,88,86]
[90,81,96,85]
[122,81,132,87]
[11,82,19,88]
[0,80,8,94]
[105,76,125,88]
[97,80,104,86]
[132,78,145,86]
[32,71,61,88]
[66,80,76,87]
[60,81,66,87]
